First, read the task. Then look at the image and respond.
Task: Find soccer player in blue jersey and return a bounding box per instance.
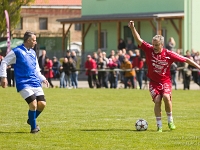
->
[0,31,49,133]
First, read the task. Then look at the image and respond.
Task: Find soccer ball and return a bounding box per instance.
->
[135,119,148,131]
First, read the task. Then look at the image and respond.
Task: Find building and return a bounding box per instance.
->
[13,0,82,58]
[57,0,200,57]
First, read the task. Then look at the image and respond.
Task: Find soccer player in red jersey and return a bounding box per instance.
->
[128,20,200,132]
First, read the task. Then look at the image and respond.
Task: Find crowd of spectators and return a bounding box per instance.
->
[84,45,145,89]
[1,37,200,90]
[25,49,78,89]
[84,38,200,90]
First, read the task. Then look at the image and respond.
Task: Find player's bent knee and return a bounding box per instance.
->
[37,101,46,109]
[28,100,37,110]
[163,94,171,102]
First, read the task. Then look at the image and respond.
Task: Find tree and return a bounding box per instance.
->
[0,0,35,38]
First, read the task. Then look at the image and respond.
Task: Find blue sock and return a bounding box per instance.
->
[36,110,41,118]
[28,110,36,130]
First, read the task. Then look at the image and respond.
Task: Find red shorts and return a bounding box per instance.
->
[149,81,172,100]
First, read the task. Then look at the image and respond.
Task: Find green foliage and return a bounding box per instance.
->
[0,88,200,150]
[0,0,35,37]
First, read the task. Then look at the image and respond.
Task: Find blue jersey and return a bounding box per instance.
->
[13,45,42,92]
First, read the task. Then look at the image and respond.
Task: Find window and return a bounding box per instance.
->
[15,17,23,30]
[39,18,48,30]
[74,23,81,31]
[95,30,107,50]
[161,28,167,45]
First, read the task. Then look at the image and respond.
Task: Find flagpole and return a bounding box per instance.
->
[4,10,11,54]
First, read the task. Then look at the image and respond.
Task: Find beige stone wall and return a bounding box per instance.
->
[13,8,81,43]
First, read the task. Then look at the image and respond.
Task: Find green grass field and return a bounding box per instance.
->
[0,88,200,150]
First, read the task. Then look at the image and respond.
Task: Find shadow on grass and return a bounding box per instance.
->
[0,131,28,134]
[80,129,135,132]
[78,129,172,132]
[78,129,156,132]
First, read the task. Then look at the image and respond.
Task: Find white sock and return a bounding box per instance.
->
[166,112,173,123]
[156,117,162,128]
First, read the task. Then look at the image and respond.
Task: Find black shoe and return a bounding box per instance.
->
[27,119,40,131]
[30,128,39,134]
[27,119,30,125]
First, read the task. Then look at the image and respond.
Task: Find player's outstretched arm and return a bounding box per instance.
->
[128,21,143,46]
[185,57,200,70]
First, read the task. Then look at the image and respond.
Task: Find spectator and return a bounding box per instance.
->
[166,37,176,51]
[7,64,15,87]
[142,57,148,87]
[183,60,193,90]
[126,39,137,52]
[118,38,126,50]
[65,50,71,60]
[97,48,102,57]
[132,49,144,89]
[97,57,108,88]
[191,49,196,59]
[192,51,200,85]
[85,55,98,88]
[108,50,115,59]
[71,51,78,88]
[0,55,3,83]
[38,50,47,75]
[128,50,136,62]
[64,58,72,88]
[176,49,184,81]
[120,57,135,89]
[52,56,61,79]
[170,62,178,90]
[107,56,118,89]
[68,57,76,89]
[92,52,98,64]
[102,52,109,64]
[44,57,54,88]
[117,50,125,83]
[59,58,68,88]
[183,50,194,89]
[122,48,130,60]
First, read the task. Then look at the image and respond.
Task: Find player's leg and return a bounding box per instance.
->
[34,87,46,120]
[163,94,176,130]
[19,88,38,133]
[162,82,176,130]
[27,87,46,132]
[149,82,163,132]
[153,95,163,132]
[36,96,46,118]
[27,98,38,133]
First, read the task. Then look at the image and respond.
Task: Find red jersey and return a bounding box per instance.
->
[132,56,143,69]
[85,59,97,75]
[139,41,186,84]
[44,60,53,78]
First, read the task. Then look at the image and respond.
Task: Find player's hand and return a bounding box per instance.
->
[128,21,134,28]
[43,80,49,88]
[1,77,8,88]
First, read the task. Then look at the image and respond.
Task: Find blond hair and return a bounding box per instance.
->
[152,35,164,44]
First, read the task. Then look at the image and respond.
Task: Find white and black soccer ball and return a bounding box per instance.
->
[135,119,148,131]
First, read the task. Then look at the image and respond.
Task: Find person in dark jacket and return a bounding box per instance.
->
[38,50,47,75]
[118,38,126,50]
[52,56,61,79]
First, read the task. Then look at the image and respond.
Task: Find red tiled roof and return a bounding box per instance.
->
[33,0,81,5]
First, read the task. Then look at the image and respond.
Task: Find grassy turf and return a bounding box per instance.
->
[0,88,200,150]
